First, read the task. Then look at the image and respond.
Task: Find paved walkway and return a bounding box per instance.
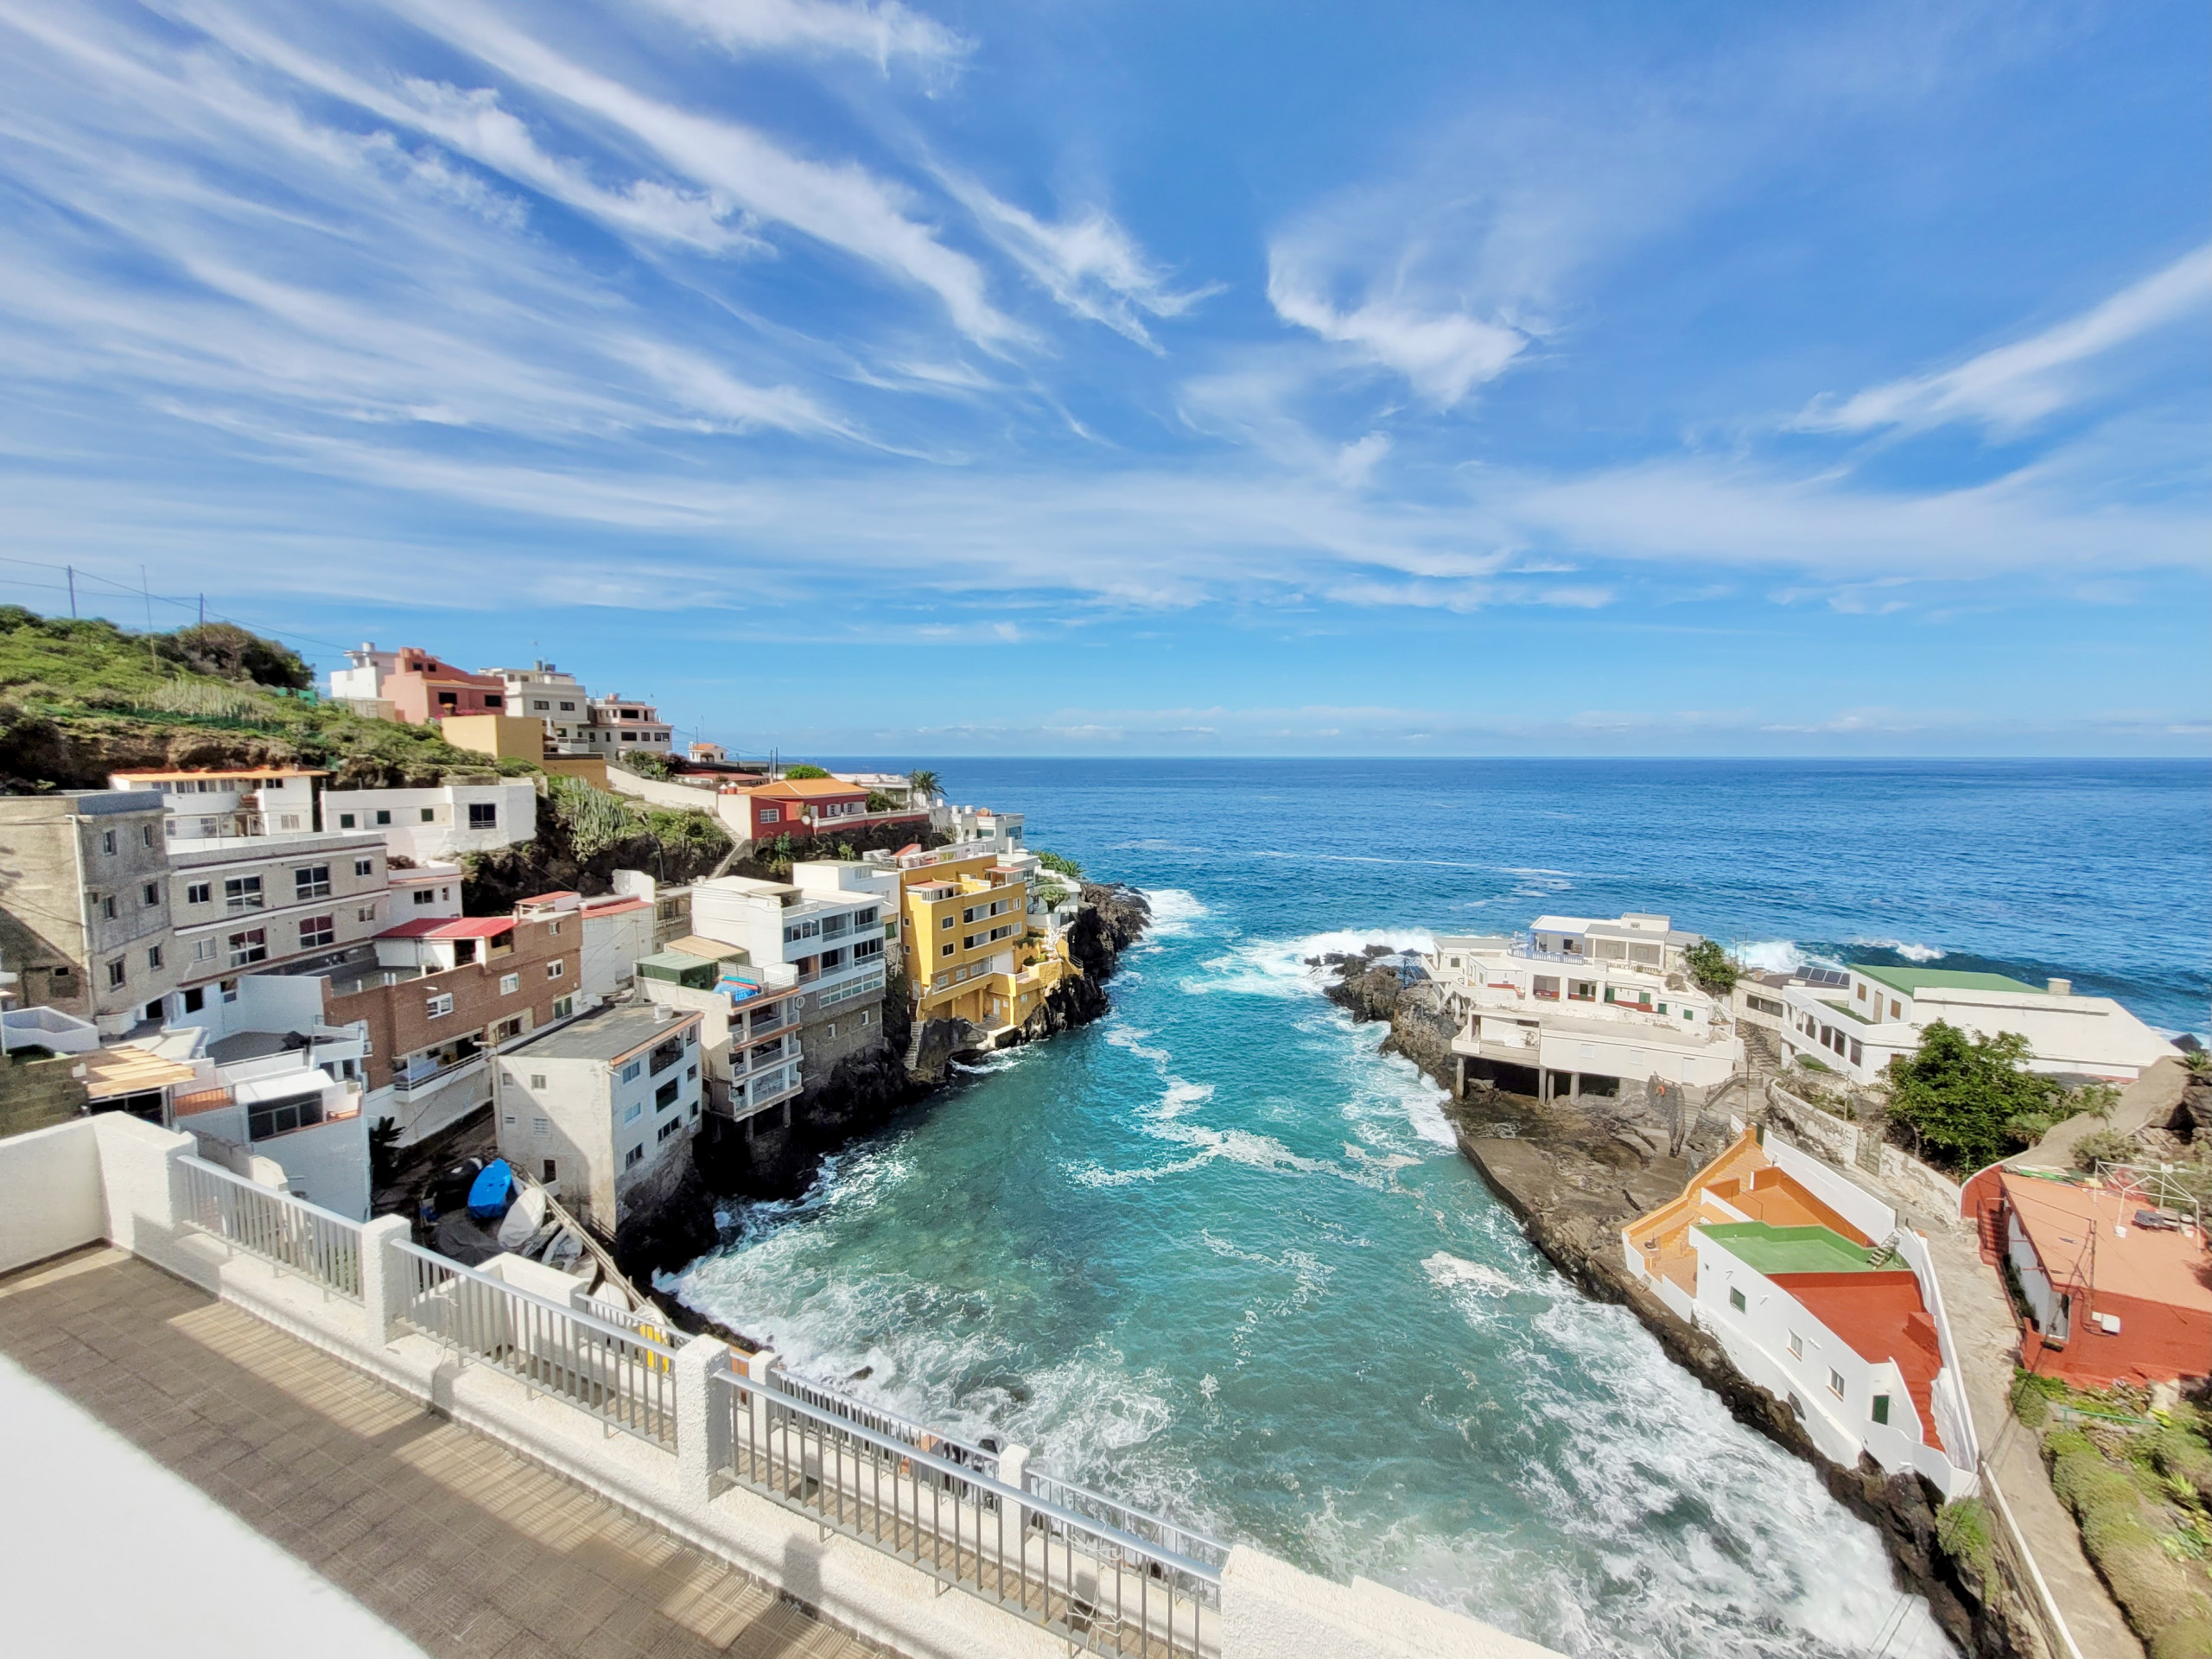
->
[0,1248,889,1659]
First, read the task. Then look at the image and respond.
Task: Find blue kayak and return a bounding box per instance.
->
[466,1159,514,1221]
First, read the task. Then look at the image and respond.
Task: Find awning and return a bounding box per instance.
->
[231,1068,334,1106]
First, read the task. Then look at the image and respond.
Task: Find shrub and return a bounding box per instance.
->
[1683,938,1739,995]
[2049,1425,2212,1648]
[2149,1421,2212,1509]
[1036,849,1083,880]
[1936,1498,1995,1579]
[781,763,830,779]
[2072,1127,2143,1172]
[621,749,674,779]
[1887,1022,2066,1173]
[864,790,898,812]
[153,620,312,689]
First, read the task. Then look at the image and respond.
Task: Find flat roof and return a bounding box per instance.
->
[664,935,744,962]
[1697,1221,1878,1277]
[1999,1170,2212,1313]
[748,777,868,799]
[508,1001,699,1064]
[1854,963,2044,997]
[111,767,327,781]
[378,917,517,940]
[79,1046,200,1100]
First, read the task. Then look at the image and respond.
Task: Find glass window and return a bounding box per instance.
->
[355,858,374,876]
[106,958,127,988]
[624,1144,644,1169]
[499,973,519,995]
[419,807,435,823]
[295,865,331,899]
[411,889,435,906]
[1788,1332,1802,1358]
[299,915,334,948]
[1728,1287,1746,1313]
[187,882,211,905]
[224,875,264,912]
[1872,1395,1891,1426]
[625,1102,643,1122]
[226,929,267,967]
[620,1059,643,1084]
[547,959,565,979]
[426,993,454,1018]
[467,804,498,829]
[339,813,357,829]
[374,810,391,826]
[1827,1370,1845,1400]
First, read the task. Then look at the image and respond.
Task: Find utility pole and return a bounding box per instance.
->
[66,566,76,618]
[199,594,205,626]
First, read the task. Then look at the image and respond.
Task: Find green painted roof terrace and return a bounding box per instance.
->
[1852,963,2043,996]
[1695,1221,1878,1275]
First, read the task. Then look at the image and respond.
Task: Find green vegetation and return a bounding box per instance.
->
[907,767,940,798]
[547,777,729,863]
[1683,938,1739,995]
[2072,1126,2144,1172]
[1885,1022,2069,1173]
[1034,880,1070,912]
[864,790,899,812]
[621,749,676,779]
[0,606,537,790]
[1036,849,1084,880]
[781,763,831,779]
[1935,1498,1994,1580]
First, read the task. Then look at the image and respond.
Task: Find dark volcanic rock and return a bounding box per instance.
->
[1071,884,1150,979]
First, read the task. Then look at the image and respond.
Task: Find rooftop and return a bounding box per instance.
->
[508,1001,698,1064]
[1999,1170,2212,1313]
[664,935,745,963]
[1775,1270,1944,1449]
[111,766,327,782]
[1697,1221,1881,1277]
[77,1045,200,1101]
[1853,963,2044,997]
[378,916,518,940]
[748,776,870,800]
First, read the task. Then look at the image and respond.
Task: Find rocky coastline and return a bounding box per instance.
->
[618,883,1151,1303]
[1317,949,2034,1659]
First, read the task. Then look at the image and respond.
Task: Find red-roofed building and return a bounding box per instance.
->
[1963,1166,2212,1389]
[382,649,508,726]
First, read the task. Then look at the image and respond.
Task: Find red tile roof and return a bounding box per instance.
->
[1772,1269,1944,1449]
[378,917,518,940]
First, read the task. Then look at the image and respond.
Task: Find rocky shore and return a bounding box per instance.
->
[1318,948,2033,1658]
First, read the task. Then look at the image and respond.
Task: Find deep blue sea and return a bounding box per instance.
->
[667,760,2210,1659]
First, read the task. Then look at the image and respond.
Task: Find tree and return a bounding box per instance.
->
[864,790,898,812]
[621,749,674,779]
[781,763,830,779]
[907,767,940,800]
[1036,849,1084,880]
[154,621,312,690]
[1886,1021,2063,1173]
[1683,938,1738,995]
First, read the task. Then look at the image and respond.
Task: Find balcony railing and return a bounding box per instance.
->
[175,1155,363,1300]
[392,1053,484,1093]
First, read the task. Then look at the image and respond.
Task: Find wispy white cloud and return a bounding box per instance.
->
[1266,262,1529,407]
[1798,244,2212,434]
[637,0,969,72]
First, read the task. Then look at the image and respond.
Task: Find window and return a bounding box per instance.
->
[559,701,575,712]
[551,995,574,1019]
[625,1102,644,1122]
[142,882,160,906]
[187,881,211,905]
[143,998,165,1022]
[224,875,264,912]
[1533,975,1560,1001]
[299,915,334,949]
[483,696,502,709]
[1889,999,1902,1018]
[531,1116,549,1137]
[532,701,549,711]
[355,858,374,877]
[226,929,267,967]
[101,830,117,855]
[374,810,391,826]
[106,958,127,988]
[181,986,205,1014]
[191,939,218,963]
[1856,983,1868,1001]
[101,894,119,919]
[142,824,156,848]
[859,1010,870,1027]
[1871,1395,1891,1426]
[1850,1039,1864,1066]
[1788,1332,1802,1359]
[541,1158,558,1182]
[499,973,520,995]
[547,960,565,980]
[219,977,238,1002]
[1827,1370,1845,1401]
[825,1024,836,1039]
[426,992,454,1019]
[684,1026,696,1046]
[941,943,955,958]
[358,906,377,924]
[1728,1287,1746,1313]
[339,812,358,829]
[940,915,953,930]
[247,1092,325,1141]
[620,1059,643,1084]
[295,865,331,899]
[658,1117,682,1142]
[624,1144,644,1169]
[468,803,498,829]
[419,807,435,823]
[655,1077,681,1111]
[146,944,163,969]
[854,907,877,926]
[410,888,438,907]
[686,1064,698,1081]
[492,1015,524,1041]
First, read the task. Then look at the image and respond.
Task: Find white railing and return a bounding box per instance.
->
[175,1155,364,1301]
[714,1372,1220,1658]
[1023,1468,1230,1577]
[392,1241,679,1447]
[772,1367,1003,1484]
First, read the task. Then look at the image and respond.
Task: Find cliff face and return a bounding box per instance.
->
[1322,954,2011,1657]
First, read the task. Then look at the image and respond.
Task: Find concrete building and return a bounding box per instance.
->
[898,845,1077,1039]
[0,791,182,1035]
[494,1001,703,1230]
[382,648,509,726]
[1961,1165,2210,1389]
[327,641,399,718]
[691,871,890,1017]
[516,887,656,1004]
[482,661,594,753]
[1624,1128,1979,1498]
[639,948,804,1131]
[321,779,539,863]
[1428,913,1743,1100]
[386,861,464,920]
[586,694,671,756]
[1776,963,2178,1085]
[165,832,392,1014]
[109,766,325,845]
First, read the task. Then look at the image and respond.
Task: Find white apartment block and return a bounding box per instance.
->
[483,661,596,753]
[110,767,324,845]
[387,862,464,920]
[320,779,538,862]
[516,887,658,1004]
[690,868,893,1015]
[588,694,672,755]
[1777,963,2177,1086]
[494,1001,703,1230]
[1429,912,1743,1100]
[640,963,805,1132]
[162,832,392,1012]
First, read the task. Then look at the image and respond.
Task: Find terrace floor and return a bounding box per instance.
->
[0,1247,891,1659]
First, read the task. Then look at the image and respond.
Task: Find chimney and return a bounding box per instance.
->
[2047,978,2071,997]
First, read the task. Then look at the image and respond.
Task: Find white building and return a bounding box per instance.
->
[162,832,393,1016]
[493,1001,703,1230]
[515,887,657,1005]
[387,861,464,921]
[320,779,538,863]
[1428,912,1743,1100]
[639,950,805,1132]
[328,642,400,719]
[482,662,596,754]
[1777,963,2177,1086]
[690,868,893,1017]
[110,767,326,845]
[588,694,672,757]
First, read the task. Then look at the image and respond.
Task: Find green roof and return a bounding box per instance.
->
[1852,963,2043,997]
[1695,1222,1875,1276]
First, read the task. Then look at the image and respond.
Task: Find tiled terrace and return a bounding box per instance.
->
[0,1247,888,1659]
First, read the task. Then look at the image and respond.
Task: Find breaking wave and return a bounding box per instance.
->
[1852,936,1947,963]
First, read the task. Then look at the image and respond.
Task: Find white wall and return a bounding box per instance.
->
[322,781,538,863]
[580,904,655,1002]
[0,1118,105,1274]
[1764,1135,1896,1243]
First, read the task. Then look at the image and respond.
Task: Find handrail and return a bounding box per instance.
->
[1023,1466,1230,1571]
[770,1366,1003,1481]
[175,1154,365,1301]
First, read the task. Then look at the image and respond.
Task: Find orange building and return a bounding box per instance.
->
[383,648,509,725]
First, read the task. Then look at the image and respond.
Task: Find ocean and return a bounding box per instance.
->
[664,759,2210,1659]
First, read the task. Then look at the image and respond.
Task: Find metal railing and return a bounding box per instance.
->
[1022,1468,1230,1577]
[175,1155,364,1301]
[772,1366,1002,1484]
[392,1242,679,1447]
[714,1372,1219,1657]
[392,1054,485,1094]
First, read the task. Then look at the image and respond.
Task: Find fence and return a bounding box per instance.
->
[772,1366,1003,1484]
[392,1242,678,1447]
[715,1370,1220,1658]
[175,1155,363,1300]
[1023,1468,1230,1577]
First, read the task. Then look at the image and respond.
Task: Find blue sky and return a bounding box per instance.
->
[1,0,2205,757]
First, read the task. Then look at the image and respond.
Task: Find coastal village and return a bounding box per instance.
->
[0,608,2204,1659]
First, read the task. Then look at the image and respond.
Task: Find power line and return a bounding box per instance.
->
[0,556,357,656]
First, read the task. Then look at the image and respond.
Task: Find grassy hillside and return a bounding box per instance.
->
[0,607,540,791]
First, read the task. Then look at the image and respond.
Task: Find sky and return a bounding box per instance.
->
[0,0,2206,758]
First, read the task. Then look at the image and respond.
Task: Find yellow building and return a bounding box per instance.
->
[899,849,1078,1039]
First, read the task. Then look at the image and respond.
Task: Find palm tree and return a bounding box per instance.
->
[907,767,941,803]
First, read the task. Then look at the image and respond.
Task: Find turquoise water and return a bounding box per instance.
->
[668,760,2210,1659]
